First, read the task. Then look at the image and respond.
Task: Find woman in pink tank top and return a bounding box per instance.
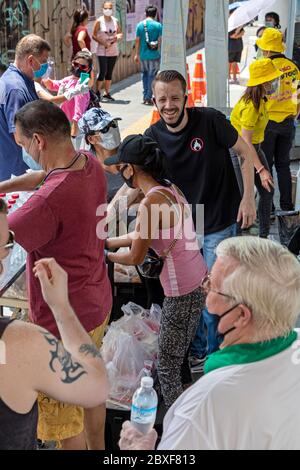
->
[92,1,123,101]
[105,134,207,409]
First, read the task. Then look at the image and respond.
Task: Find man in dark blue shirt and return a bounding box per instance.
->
[0,34,51,181]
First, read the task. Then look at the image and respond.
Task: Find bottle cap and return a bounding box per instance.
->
[141,377,153,388]
[8,199,16,204]
[0,193,6,197]
[12,194,19,199]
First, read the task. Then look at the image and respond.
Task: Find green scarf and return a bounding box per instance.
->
[204,330,297,375]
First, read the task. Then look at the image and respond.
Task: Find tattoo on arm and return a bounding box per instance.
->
[41,331,87,384]
[79,343,102,359]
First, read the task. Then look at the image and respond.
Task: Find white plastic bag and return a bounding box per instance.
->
[101,302,161,404]
[103,331,150,404]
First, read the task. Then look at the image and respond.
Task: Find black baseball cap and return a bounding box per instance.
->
[104,134,158,166]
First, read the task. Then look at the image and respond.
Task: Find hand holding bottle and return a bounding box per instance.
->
[119,421,157,450]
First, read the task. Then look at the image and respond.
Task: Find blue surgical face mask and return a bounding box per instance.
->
[265,21,276,28]
[33,59,49,79]
[22,137,43,171]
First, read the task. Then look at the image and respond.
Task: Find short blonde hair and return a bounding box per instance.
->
[216,236,300,340]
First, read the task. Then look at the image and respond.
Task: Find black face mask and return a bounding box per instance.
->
[71,64,91,78]
[71,66,82,78]
[120,165,135,189]
[211,304,239,344]
[154,95,188,129]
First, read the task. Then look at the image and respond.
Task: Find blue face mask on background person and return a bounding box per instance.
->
[22,148,43,170]
[33,59,49,79]
[22,137,43,171]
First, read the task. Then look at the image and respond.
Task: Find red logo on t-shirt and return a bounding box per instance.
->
[190,137,204,152]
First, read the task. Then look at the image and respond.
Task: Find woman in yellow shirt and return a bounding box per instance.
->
[230,58,282,238]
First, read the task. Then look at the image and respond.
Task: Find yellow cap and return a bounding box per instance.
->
[256,28,285,53]
[247,58,282,87]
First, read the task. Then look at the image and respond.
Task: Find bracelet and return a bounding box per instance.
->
[256,166,265,174]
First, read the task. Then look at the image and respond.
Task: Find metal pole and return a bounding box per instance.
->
[205,0,229,111]
[160,0,189,78]
[286,0,297,59]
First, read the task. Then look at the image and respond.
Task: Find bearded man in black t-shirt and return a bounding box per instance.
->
[145,70,256,358]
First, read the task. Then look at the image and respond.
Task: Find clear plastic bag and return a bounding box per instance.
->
[121,301,145,317]
[121,302,161,330]
[121,301,161,347]
[143,304,161,334]
[103,331,152,404]
[101,302,161,404]
[120,309,158,359]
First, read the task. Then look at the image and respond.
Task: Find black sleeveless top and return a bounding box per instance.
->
[0,318,38,450]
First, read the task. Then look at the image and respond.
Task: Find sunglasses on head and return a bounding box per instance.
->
[100,120,118,134]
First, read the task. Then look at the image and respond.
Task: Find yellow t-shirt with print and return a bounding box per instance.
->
[267,55,300,122]
[230,97,269,144]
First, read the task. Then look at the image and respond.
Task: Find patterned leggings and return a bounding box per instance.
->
[158,287,205,409]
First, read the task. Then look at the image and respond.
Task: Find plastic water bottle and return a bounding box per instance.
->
[131,376,158,435]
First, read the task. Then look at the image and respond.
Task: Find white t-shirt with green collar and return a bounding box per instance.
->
[159,330,300,450]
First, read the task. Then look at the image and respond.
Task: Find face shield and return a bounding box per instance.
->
[265,77,280,97]
[98,120,121,150]
[256,47,264,59]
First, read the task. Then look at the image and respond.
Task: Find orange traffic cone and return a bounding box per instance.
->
[192,53,206,105]
[150,108,160,125]
[186,63,195,108]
